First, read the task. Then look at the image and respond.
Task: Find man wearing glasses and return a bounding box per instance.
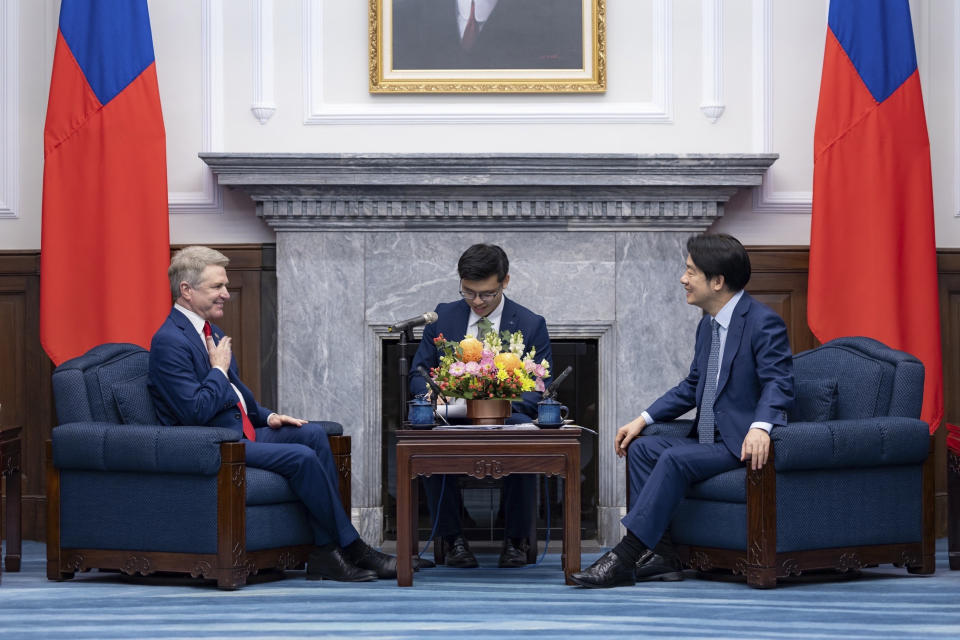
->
[409,243,554,569]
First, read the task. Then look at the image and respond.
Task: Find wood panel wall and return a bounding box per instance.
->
[0,244,953,540]
[0,245,275,541]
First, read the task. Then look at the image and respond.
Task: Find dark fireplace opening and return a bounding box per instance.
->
[380,337,599,542]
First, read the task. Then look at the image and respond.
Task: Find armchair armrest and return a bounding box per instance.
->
[52,422,241,475]
[772,417,929,471]
[641,420,694,439]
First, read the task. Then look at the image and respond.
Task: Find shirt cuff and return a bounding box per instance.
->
[214,366,229,379]
[749,421,773,433]
[266,412,277,426]
[641,411,654,426]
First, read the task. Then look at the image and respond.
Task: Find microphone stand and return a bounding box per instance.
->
[398,326,412,427]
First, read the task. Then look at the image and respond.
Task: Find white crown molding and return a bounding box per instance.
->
[169,0,223,214]
[0,0,20,219]
[750,0,811,213]
[699,0,724,123]
[302,0,673,125]
[251,0,276,124]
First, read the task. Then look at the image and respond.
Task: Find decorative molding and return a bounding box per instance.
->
[750,0,812,214]
[168,0,223,214]
[700,0,725,123]
[302,0,672,125]
[201,153,776,232]
[0,0,19,218]
[251,0,276,124]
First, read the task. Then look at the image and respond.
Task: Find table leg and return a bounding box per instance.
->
[564,450,581,584]
[396,446,413,586]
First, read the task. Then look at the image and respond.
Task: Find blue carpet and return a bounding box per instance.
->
[1,540,958,639]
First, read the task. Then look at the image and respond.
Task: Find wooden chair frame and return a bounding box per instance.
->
[627,438,935,588]
[46,435,351,590]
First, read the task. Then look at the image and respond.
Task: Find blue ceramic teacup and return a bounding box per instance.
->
[407,398,434,426]
[537,398,568,427]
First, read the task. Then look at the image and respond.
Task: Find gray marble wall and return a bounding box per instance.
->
[277,230,701,544]
[202,153,776,545]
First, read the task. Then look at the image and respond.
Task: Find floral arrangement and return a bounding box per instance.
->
[427,328,550,400]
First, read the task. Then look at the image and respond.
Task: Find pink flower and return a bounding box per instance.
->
[535,379,545,392]
[449,362,466,376]
[524,360,537,373]
[480,360,495,373]
[482,349,495,359]
[534,364,547,378]
[464,361,481,375]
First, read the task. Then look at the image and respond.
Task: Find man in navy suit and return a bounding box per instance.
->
[571,234,794,588]
[410,244,553,568]
[148,246,397,582]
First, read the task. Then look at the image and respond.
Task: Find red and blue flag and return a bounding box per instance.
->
[41,0,170,366]
[808,0,942,432]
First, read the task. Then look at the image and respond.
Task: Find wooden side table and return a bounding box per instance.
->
[396,427,581,586]
[0,425,22,579]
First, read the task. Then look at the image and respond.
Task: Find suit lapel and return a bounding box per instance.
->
[170,310,209,365]
[501,298,519,333]
[717,293,750,396]
[444,299,473,341]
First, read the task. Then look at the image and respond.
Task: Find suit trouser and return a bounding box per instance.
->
[245,422,359,548]
[423,412,536,539]
[622,435,740,549]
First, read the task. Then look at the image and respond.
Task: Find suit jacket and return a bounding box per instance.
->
[148,309,272,433]
[646,292,794,457]
[392,0,583,70]
[409,297,553,418]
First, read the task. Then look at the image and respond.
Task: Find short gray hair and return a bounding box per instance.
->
[168,246,229,300]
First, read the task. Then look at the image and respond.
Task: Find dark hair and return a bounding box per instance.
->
[686,233,751,292]
[457,244,509,282]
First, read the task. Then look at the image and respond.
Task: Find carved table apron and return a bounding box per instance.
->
[395,428,581,587]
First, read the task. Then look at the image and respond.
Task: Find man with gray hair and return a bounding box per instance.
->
[148,246,396,582]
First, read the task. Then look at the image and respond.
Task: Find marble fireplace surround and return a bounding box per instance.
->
[201,153,777,546]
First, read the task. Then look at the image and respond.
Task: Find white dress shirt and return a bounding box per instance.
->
[641,290,773,434]
[457,0,498,38]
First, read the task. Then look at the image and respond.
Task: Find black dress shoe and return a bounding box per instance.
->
[498,538,529,568]
[570,550,636,589]
[306,547,377,582]
[444,536,479,568]
[414,556,436,569]
[347,540,398,579]
[634,549,684,582]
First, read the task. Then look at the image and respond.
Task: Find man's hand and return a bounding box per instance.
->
[267,413,308,429]
[740,428,771,470]
[615,415,647,458]
[206,334,232,371]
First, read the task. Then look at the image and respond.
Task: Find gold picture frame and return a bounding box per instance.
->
[370,0,606,93]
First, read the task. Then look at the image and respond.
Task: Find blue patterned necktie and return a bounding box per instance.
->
[698,319,721,444]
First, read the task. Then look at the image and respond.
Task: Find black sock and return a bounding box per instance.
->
[344,538,366,558]
[315,542,336,553]
[612,530,646,565]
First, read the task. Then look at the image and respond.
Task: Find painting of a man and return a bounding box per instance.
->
[392,0,584,70]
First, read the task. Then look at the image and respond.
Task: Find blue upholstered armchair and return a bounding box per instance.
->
[46,343,351,589]
[634,336,934,588]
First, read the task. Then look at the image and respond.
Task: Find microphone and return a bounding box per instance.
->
[416,365,447,403]
[388,311,438,333]
[542,365,573,399]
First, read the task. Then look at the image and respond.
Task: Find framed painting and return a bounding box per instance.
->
[369,0,606,93]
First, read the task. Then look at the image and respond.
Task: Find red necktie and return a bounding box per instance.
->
[461,0,478,50]
[204,321,256,441]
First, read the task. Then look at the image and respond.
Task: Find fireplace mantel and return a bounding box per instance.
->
[201,152,777,545]
[201,153,777,232]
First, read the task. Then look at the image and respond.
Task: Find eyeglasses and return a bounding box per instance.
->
[459,286,502,302]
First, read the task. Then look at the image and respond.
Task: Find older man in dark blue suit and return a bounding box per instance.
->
[571,234,794,588]
[410,243,553,569]
[148,246,396,582]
